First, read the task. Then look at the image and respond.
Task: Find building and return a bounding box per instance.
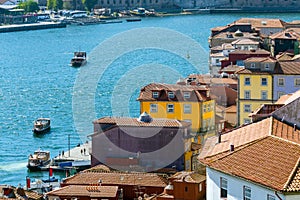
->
[46,185,119,200]
[155,171,206,200]
[199,116,300,200]
[137,83,215,138]
[236,56,277,125]
[92,112,191,171]
[95,0,175,11]
[60,171,168,200]
[269,30,300,56]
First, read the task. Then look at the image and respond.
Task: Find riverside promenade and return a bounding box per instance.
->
[0,21,66,33]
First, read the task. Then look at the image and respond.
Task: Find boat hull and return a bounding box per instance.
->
[33,126,50,134]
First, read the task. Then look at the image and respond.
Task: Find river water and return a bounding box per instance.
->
[0,12,298,186]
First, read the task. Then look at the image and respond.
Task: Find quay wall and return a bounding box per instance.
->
[0,22,66,33]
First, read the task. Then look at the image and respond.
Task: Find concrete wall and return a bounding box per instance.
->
[206,167,285,200]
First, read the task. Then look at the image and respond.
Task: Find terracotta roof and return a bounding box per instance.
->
[275,61,300,74]
[171,171,206,183]
[62,172,168,187]
[244,56,277,63]
[275,93,294,104]
[235,18,285,29]
[46,185,118,198]
[229,49,270,55]
[231,38,259,45]
[137,83,210,102]
[235,68,274,75]
[269,31,300,40]
[210,85,237,106]
[250,104,283,116]
[220,65,243,73]
[212,31,259,40]
[82,164,111,173]
[225,105,237,113]
[187,74,238,85]
[199,117,300,192]
[203,136,300,191]
[93,117,190,128]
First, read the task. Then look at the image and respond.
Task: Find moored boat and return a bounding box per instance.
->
[27,150,51,171]
[126,18,142,22]
[70,51,87,67]
[33,118,51,134]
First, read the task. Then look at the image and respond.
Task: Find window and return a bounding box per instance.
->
[220,177,227,198]
[250,63,255,68]
[295,78,300,86]
[152,91,159,98]
[267,194,275,200]
[207,104,211,112]
[243,186,251,200]
[245,77,251,86]
[244,118,251,124]
[245,90,251,99]
[150,104,157,113]
[203,104,207,112]
[278,78,285,86]
[167,104,174,113]
[261,91,268,100]
[244,104,251,112]
[184,92,190,98]
[261,78,267,86]
[168,92,174,98]
[184,104,191,114]
[265,63,270,70]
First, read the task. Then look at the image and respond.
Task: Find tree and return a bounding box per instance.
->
[47,0,55,10]
[47,0,63,11]
[81,0,97,11]
[19,0,39,13]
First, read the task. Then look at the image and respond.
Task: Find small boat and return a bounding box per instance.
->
[42,176,58,183]
[27,150,51,171]
[126,18,142,22]
[70,51,87,67]
[33,118,50,134]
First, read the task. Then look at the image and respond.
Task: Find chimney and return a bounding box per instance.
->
[294,124,297,131]
[230,144,234,152]
[218,132,222,143]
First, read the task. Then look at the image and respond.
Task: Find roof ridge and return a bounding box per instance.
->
[283,157,300,190]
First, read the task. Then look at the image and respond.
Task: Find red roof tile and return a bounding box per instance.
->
[46,185,118,198]
[62,172,168,188]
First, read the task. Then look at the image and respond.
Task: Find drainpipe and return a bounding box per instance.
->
[275,191,283,200]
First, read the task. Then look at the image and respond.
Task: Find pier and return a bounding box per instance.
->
[0,22,66,33]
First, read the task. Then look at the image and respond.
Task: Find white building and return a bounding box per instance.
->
[199,116,300,200]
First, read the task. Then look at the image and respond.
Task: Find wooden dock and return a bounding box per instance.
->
[0,22,66,33]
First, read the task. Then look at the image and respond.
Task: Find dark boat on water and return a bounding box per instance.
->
[33,118,50,134]
[70,51,87,67]
[126,18,142,22]
[27,150,51,171]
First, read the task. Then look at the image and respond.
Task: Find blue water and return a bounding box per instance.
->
[0,12,298,186]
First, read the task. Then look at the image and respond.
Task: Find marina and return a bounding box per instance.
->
[0,12,299,187]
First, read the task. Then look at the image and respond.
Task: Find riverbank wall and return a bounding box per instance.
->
[0,22,66,33]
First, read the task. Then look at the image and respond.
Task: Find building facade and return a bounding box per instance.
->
[137,83,215,138]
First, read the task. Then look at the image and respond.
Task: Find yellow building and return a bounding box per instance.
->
[237,57,275,125]
[137,83,215,171]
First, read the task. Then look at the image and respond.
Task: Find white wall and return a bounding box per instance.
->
[286,194,300,200]
[206,167,286,200]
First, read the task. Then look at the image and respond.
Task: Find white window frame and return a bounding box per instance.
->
[261,90,268,100]
[150,104,157,113]
[244,104,251,112]
[245,90,251,99]
[168,91,174,99]
[265,63,270,70]
[152,91,159,98]
[183,92,191,99]
[243,186,251,200]
[278,78,285,86]
[167,104,174,113]
[245,77,251,86]
[244,118,251,124]
[250,63,255,68]
[261,77,268,86]
[183,104,191,114]
[203,104,207,112]
[220,177,228,198]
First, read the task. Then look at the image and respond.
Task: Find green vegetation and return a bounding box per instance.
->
[82,0,97,11]
[18,0,39,13]
[47,0,63,11]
